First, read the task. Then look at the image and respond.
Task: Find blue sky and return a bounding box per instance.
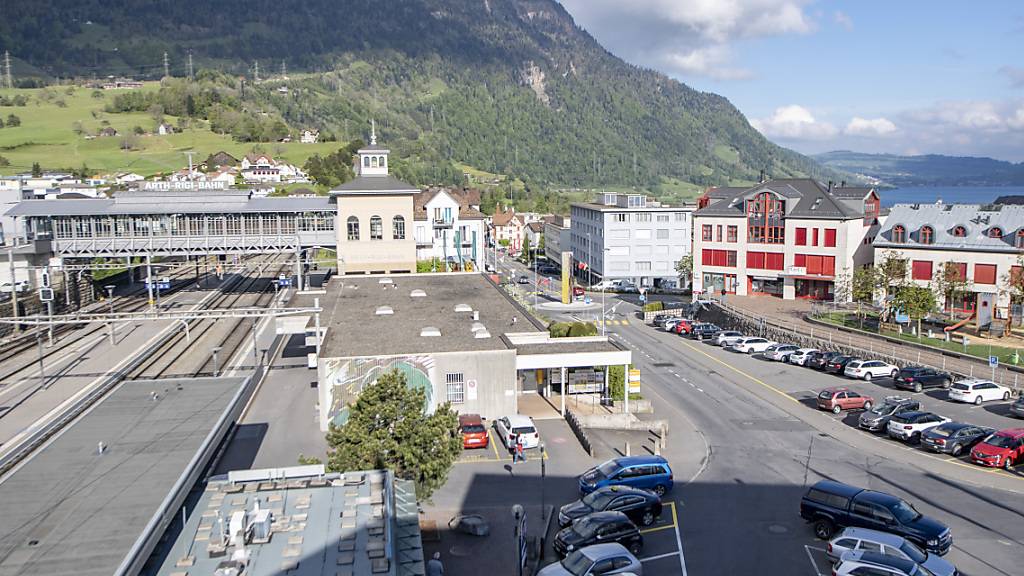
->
[559,1,1024,161]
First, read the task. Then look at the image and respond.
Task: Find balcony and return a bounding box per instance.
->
[432,218,453,229]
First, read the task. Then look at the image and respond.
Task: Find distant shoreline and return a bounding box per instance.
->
[880,185,1024,207]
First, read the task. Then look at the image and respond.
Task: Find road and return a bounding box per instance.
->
[551,296,1024,575]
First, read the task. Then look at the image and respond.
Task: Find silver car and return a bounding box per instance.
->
[827,527,956,576]
[537,543,642,576]
[763,344,798,361]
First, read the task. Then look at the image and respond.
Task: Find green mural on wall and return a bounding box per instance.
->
[322,355,435,426]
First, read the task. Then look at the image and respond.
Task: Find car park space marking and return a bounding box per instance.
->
[639,551,683,563]
[635,502,687,575]
[804,545,828,576]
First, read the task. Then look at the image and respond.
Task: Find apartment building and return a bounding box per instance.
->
[569,193,693,288]
[544,215,571,263]
[692,179,881,300]
[412,187,486,270]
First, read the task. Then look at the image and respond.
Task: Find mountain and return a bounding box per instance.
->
[814,150,1024,188]
[0,0,842,192]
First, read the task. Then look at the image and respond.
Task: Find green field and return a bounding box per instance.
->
[0,83,342,176]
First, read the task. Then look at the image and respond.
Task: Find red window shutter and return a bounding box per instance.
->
[806,256,822,275]
[714,250,727,267]
[747,251,765,269]
[912,260,932,281]
[812,228,819,246]
[1012,266,1023,283]
[794,254,807,267]
[702,249,712,266]
[975,264,997,285]
[824,256,835,275]
[955,262,967,280]
[767,253,784,270]
[795,228,806,245]
[824,229,837,247]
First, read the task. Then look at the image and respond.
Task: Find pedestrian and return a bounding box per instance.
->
[515,435,525,464]
[509,433,518,462]
[427,551,444,576]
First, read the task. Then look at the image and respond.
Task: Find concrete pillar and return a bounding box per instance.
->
[127,257,133,284]
[560,366,567,416]
[623,364,630,414]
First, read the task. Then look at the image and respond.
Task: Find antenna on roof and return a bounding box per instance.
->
[370,119,377,146]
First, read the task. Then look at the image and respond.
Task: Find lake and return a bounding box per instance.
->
[880,186,1024,207]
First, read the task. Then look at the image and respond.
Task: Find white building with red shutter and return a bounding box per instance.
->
[692,179,881,301]
[873,202,1024,322]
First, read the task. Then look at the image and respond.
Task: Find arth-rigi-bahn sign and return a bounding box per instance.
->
[138,181,228,192]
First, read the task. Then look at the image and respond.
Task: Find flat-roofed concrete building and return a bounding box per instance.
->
[543,215,570,264]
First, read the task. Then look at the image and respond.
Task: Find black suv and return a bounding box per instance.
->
[825,355,860,375]
[558,485,663,528]
[689,323,721,341]
[858,396,921,432]
[806,351,839,370]
[893,366,952,393]
[553,511,643,557]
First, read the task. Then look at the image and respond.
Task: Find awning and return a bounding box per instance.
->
[789,275,835,281]
[750,276,780,281]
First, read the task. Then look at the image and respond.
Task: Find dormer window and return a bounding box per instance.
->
[952,225,967,237]
[1016,229,1024,248]
[988,227,1003,238]
[919,226,933,245]
[363,156,370,168]
[892,225,906,243]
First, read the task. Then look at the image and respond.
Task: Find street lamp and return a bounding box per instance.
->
[602,248,611,335]
[512,503,525,576]
[105,284,116,345]
[539,442,546,525]
[211,346,222,377]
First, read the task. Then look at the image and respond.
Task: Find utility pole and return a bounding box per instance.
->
[163,51,169,79]
[187,50,194,81]
[3,51,12,90]
[253,61,260,83]
[280,59,287,79]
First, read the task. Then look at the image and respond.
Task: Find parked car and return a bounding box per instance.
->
[788,348,820,366]
[0,280,29,293]
[887,411,951,443]
[808,351,843,371]
[494,415,540,450]
[714,331,744,347]
[729,337,774,354]
[947,378,1012,405]
[970,428,1024,470]
[671,318,696,334]
[553,511,643,557]
[763,344,799,361]
[537,265,560,276]
[537,543,642,576]
[921,422,995,456]
[617,282,639,294]
[573,286,585,298]
[517,274,531,284]
[1011,396,1024,419]
[578,455,674,496]
[858,397,921,432]
[799,479,953,554]
[657,316,682,329]
[558,486,663,528]
[825,355,860,375]
[817,387,874,414]
[834,550,949,576]
[827,528,957,576]
[458,414,489,450]
[893,366,952,393]
[689,323,720,341]
[844,360,899,381]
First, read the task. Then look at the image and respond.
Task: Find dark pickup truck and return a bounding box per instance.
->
[800,480,952,555]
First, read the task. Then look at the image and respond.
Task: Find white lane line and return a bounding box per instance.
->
[697,388,704,393]
[805,545,827,576]
[640,551,681,563]
[673,374,682,379]
[688,382,695,388]
[674,503,688,576]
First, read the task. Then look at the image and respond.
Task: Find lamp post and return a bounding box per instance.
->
[105,284,116,345]
[211,346,222,377]
[539,442,546,524]
[602,247,611,335]
[512,504,525,576]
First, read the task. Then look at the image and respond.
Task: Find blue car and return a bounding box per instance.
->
[579,455,674,496]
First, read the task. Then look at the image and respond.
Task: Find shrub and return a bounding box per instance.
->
[642,301,664,312]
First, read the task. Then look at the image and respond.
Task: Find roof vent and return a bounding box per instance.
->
[378,277,393,285]
[474,330,491,339]
[375,306,394,316]
[420,326,441,337]
[470,322,487,333]
[410,289,427,298]
[454,303,473,313]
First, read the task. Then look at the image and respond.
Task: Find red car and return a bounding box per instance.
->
[672,319,696,335]
[459,414,489,449]
[573,286,585,298]
[970,428,1024,470]
[816,387,874,414]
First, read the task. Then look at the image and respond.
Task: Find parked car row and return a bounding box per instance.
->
[655,315,723,341]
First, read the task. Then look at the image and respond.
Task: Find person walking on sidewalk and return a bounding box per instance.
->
[515,434,525,464]
[427,552,445,576]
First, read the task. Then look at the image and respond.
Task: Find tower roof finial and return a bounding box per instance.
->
[370,119,377,146]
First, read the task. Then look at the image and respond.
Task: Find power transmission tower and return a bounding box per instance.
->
[280,60,287,79]
[253,61,260,83]
[187,50,194,80]
[3,51,12,90]
[163,51,169,79]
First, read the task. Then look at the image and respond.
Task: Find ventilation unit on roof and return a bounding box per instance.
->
[474,330,491,339]
[410,289,427,298]
[470,322,486,333]
[454,303,473,313]
[375,306,394,315]
[378,277,393,285]
[420,327,441,337]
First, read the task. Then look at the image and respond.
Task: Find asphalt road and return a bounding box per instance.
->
[553,297,1024,576]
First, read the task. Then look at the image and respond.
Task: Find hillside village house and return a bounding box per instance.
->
[525,221,544,251]
[491,206,526,253]
[240,154,308,184]
[873,202,1024,326]
[300,129,320,144]
[204,151,239,171]
[692,179,882,301]
[412,187,486,270]
[115,172,145,185]
[157,123,176,135]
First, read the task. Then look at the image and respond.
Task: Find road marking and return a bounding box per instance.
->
[489,428,502,460]
[671,500,687,576]
[640,551,682,563]
[638,524,676,535]
[804,545,827,576]
[676,339,799,404]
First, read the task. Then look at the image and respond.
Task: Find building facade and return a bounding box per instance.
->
[331,135,418,274]
[873,202,1024,322]
[544,215,571,263]
[490,206,525,253]
[692,179,881,301]
[412,187,486,270]
[569,193,694,288]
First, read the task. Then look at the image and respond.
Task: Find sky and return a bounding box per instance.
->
[558,0,1024,162]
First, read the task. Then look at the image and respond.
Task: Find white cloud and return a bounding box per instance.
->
[844,117,897,136]
[1007,107,1024,130]
[906,101,1006,132]
[750,105,838,140]
[560,0,815,80]
[1000,66,1024,88]
[833,10,853,30]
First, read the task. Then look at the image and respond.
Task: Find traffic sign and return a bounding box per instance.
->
[38,287,53,302]
[989,355,999,368]
[278,274,292,287]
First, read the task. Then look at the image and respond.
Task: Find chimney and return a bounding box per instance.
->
[827,180,833,193]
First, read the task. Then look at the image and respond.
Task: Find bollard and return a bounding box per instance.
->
[624,442,631,457]
[654,443,661,456]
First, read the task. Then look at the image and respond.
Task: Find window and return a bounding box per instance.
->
[369,216,383,240]
[863,194,880,226]
[989,227,1003,238]
[746,251,784,270]
[891,225,906,243]
[363,156,370,167]
[911,260,933,281]
[812,228,819,246]
[1017,229,1024,248]
[608,246,629,256]
[615,213,628,223]
[975,263,997,285]
[702,224,712,241]
[701,249,736,267]
[656,229,670,240]
[715,225,723,242]
[746,192,785,243]
[636,261,652,271]
[824,229,837,247]
[392,215,405,240]
[446,373,465,404]
[795,227,807,246]
[727,225,737,243]
[952,225,967,237]
[858,541,883,553]
[675,212,686,222]
[920,226,934,245]
[657,214,670,222]
[346,216,360,240]
[371,156,378,168]
[635,229,651,240]
[635,213,652,222]
[953,262,967,280]
[380,156,386,168]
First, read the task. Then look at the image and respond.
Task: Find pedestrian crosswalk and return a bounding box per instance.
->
[599,320,629,326]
